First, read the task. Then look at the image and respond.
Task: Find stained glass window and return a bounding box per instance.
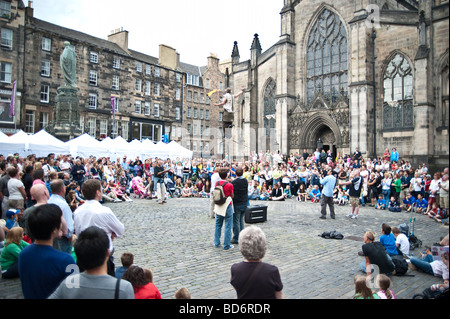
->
[306,9,348,104]
[264,80,276,136]
[383,53,414,129]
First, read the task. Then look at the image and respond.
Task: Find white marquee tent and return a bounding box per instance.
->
[0,130,193,160]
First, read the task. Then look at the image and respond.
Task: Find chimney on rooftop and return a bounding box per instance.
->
[25,1,34,18]
[108,28,129,52]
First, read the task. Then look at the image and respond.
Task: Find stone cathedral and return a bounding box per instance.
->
[228,0,448,167]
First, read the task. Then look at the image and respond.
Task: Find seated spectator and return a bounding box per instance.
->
[230,225,283,299]
[181,183,193,198]
[18,204,75,299]
[379,223,398,256]
[1,227,29,279]
[268,183,286,201]
[376,194,386,210]
[415,193,428,214]
[248,185,260,200]
[122,265,162,299]
[115,252,134,279]
[376,274,397,299]
[392,227,410,256]
[409,237,449,281]
[49,226,134,299]
[296,184,308,202]
[352,275,380,299]
[175,287,191,299]
[401,192,416,212]
[388,196,401,212]
[309,184,321,203]
[359,231,395,276]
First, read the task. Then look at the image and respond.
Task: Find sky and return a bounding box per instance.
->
[33,0,283,66]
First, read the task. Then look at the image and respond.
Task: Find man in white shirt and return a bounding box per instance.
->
[214,88,244,113]
[74,179,125,276]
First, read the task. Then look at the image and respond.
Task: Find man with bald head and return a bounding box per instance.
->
[22,184,50,241]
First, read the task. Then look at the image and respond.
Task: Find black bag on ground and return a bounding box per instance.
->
[319,230,344,240]
[391,255,410,276]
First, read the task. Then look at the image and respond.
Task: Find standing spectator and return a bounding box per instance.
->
[74,179,125,276]
[231,167,248,244]
[213,169,234,251]
[49,226,134,299]
[71,159,86,186]
[340,169,363,219]
[48,179,73,255]
[22,184,49,241]
[6,167,27,213]
[390,147,399,163]
[21,166,34,209]
[18,204,75,299]
[0,167,13,218]
[230,225,283,299]
[209,167,221,218]
[438,174,448,213]
[319,168,336,219]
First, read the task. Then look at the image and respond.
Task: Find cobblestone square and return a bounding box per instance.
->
[2,197,446,300]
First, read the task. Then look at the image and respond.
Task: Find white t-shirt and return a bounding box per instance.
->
[7,178,24,200]
[395,233,410,256]
[223,93,233,112]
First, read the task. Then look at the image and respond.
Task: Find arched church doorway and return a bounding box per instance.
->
[315,125,337,159]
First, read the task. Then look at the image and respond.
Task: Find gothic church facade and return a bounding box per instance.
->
[229,0,448,167]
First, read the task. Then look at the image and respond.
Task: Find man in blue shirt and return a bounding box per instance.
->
[319,169,337,219]
[48,179,73,254]
[18,204,75,299]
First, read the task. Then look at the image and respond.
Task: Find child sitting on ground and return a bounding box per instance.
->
[376,194,387,210]
[337,186,349,206]
[296,184,308,202]
[115,252,134,279]
[309,185,321,203]
[401,192,416,212]
[388,196,401,212]
[376,274,397,299]
[415,193,428,214]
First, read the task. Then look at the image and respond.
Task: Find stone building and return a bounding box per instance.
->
[229,0,449,167]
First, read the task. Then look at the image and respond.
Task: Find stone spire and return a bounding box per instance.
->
[231,41,240,64]
[250,33,262,54]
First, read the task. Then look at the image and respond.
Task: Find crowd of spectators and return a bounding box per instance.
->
[0,145,448,299]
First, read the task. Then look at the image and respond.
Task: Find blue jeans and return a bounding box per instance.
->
[214,204,233,250]
[410,257,435,275]
[233,205,247,243]
[382,189,390,203]
[359,253,394,275]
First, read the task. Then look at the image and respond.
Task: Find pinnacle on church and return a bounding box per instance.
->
[231,41,240,58]
[250,33,262,53]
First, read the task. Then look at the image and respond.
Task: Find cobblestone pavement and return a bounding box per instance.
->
[1,197,448,299]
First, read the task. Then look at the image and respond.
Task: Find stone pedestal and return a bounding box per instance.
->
[48,86,81,142]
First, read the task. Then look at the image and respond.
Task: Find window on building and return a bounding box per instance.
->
[112,75,120,90]
[175,88,181,100]
[193,108,198,119]
[154,67,160,77]
[40,112,49,130]
[187,106,192,118]
[80,116,85,133]
[42,37,51,51]
[90,52,98,64]
[193,124,198,136]
[88,117,96,137]
[122,121,129,140]
[306,8,348,104]
[383,53,414,130]
[100,119,108,137]
[186,123,191,134]
[154,103,160,117]
[145,65,151,75]
[41,60,51,77]
[175,107,181,120]
[113,57,120,69]
[112,97,119,113]
[193,92,198,103]
[136,62,142,73]
[145,81,151,95]
[135,79,142,92]
[40,84,50,103]
[25,110,35,133]
[200,109,204,120]
[111,121,118,138]
[205,78,210,89]
[154,83,160,96]
[0,1,11,19]
[1,28,12,49]
[135,100,142,114]
[89,70,98,86]
[144,102,151,116]
[176,73,181,83]
[205,109,210,120]
[187,90,192,102]
[88,94,98,110]
[263,80,276,136]
[0,61,11,83]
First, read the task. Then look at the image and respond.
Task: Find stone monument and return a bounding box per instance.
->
[48,41,82,141]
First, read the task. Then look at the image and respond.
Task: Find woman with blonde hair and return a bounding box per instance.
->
[0,227,29,279]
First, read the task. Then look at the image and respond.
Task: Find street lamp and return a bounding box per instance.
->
[317,138,323,150]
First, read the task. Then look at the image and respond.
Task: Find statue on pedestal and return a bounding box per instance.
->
[60,41,77,88]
